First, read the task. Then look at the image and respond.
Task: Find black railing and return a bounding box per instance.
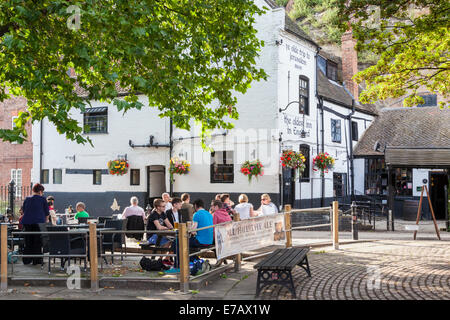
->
[0,181,32,220]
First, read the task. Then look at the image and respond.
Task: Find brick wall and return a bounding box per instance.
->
[0,95,33,187]
[341,30,359,100]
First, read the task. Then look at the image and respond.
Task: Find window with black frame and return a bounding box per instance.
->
[53,169,62,184]
[130,169,140,186]
[417,94,437,107]
[351,121,358,141]
[93,170,102,185]
[41,169,49,184]
[326,60,338,81]
[83,107,108,134]
[210,151,234,183]
[333,173,347,197]
[300,144,310,182]
[331,119,341,143]
[299,76,309,115]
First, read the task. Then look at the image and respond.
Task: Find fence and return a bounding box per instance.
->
[0,181,32,219]
[0,201,342,293]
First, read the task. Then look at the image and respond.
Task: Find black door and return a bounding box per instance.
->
[282,168,295,207]
[429,172,448,220]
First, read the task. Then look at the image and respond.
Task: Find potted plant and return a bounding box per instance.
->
[107,159,129,176]
[240,159,264,183]
[280,150,306,180]
[313,152,335,174]
[169,157,190,183]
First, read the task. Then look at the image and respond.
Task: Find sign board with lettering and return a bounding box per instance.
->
[280,112,314,141]
[214,214,286,260]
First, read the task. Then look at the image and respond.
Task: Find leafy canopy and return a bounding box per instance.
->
[338,0,449,108]
[0,0,267,144]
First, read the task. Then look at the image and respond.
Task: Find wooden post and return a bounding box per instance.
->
[332,201,339,250]
[89,222,99,291]
[233,213,241,272]
[413,186,425,240]
[1,224,7,292]
[424,185,441,240]
[178,223,189,292]
[284,205,292,248]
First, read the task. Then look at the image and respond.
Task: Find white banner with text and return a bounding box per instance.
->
[214,214,287,260]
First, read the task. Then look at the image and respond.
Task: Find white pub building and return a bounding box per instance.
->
[32,0,378,216]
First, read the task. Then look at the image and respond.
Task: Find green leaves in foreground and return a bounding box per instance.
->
[0,0,267,145]
[337,0,449,108]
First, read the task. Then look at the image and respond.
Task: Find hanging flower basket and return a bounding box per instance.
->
[240,159,264,183]
[108,159,129,176]
[313,152,335,174]
[169,157,190,183]
[280,150,306,180]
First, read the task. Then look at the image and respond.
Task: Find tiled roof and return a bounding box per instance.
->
[353,107,450,157]
[317,69,378,116]
[263,0,280,9]
[73,82,130,99]
[284,15,318,47]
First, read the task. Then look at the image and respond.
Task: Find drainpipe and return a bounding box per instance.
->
[348,99,356,201]
[39,120,43,183]
[319,96,325,207]
[315,47,324,208]
[169,117,173,196]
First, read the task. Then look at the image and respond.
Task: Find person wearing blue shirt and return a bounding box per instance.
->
[191,199,214,246]
[22,183,50,265]
[170,199,213,269]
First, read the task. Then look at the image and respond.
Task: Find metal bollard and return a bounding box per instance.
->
[389,210,394,232]
[351,201,358,240]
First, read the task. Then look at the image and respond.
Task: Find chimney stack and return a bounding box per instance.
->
[341,29,359,101]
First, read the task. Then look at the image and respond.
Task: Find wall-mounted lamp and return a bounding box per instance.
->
[65,155,76,162]
[117,153,127,161]
[275,39,283,46]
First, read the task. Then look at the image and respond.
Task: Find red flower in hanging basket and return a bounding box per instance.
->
[108,159,129,176]
[240,160,264,183]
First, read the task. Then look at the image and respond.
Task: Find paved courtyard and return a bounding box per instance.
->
[260,240,450,300]
[1,238,449,300]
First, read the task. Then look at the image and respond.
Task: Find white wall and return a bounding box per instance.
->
[33,95,169,193]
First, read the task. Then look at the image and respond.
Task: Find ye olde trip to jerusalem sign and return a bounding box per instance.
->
[282,112,313,139]
[214,214,286,260]
[285,42,311,70]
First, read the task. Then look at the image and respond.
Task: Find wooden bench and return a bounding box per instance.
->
[253,247,311,299]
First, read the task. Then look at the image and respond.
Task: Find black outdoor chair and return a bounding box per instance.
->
[98,216,113,224]
[77,217,89,224]
[126,215,145,241]
[46,225,87,274]
[101,219,127,264]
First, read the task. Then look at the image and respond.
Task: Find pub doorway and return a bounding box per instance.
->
[429,171,448,220]
[282,167,295,208]
[146,165,166,210]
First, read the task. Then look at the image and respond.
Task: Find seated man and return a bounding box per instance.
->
[190,199,214,248]
[171,199,213,268]
[147,198,173,248]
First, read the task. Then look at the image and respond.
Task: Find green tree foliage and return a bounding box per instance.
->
[289,0,343,45]
[0,0,267,145]
[338,0,449,108]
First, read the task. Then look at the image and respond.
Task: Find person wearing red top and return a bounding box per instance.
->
[210,200,232,237]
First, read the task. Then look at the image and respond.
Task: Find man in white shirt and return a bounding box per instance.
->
[122,196,145,221]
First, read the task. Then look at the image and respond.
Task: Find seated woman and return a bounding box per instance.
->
[74,202,90,220]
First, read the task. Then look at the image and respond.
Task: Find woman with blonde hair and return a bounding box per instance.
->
[258,193,278,216]
[234,194,257,220]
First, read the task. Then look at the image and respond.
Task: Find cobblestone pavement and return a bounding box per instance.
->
[260,240,450,300]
